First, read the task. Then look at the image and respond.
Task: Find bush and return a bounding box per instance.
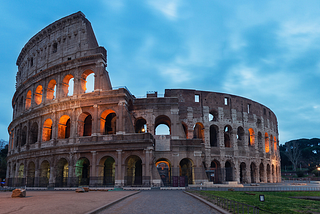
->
[312,169,320,177]
[296,170,304,177]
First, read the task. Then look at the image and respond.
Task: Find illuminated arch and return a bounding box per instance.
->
[34,85,43,105]
[58,115,71,139]
[193,122,204,140]
[81,70,95,93]
[265,133,270,153]
[248,128,255,146]
[25,90,32,110]
[100,109,116,135]
[42,119,53,142]
[62,74,74,96]
[46,79,57,100]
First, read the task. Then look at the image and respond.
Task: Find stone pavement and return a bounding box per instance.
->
[0,190,138,214]
[99,190,222,214]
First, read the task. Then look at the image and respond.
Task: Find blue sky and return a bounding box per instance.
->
[1,0,320,144]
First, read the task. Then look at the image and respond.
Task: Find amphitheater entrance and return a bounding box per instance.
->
[259,163,264,182]
[99,156,115,186]
[55,158,68,187]
[250,163,257,183]
[75,158,90,186]
[125,155,142,186]
[40,160,50,187]
[267,164,271,183]
[27,162,35,187]
[225,161,233,181]
[240,162,246,183]
[207,160,222,183]
[180,158,193,185]
[155,158,171,186]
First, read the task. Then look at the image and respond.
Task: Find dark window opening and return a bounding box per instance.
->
[83,115,92,136]
[52,43,58,53]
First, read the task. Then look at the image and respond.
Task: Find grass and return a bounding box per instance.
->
[192,191,320,214]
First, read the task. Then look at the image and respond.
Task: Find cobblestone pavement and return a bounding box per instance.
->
[99,190,219,214]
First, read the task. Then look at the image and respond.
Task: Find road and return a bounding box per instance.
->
[99,190,219,214]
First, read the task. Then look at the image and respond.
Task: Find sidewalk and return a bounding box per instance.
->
[0,190,138,214]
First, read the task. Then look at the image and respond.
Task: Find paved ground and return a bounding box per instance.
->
[0,190,137,214]
[99,190,219,214]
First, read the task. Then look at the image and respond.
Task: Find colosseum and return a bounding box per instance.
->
[6,12,280,188]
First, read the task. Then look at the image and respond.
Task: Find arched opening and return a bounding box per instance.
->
[240,162,246,183]
[78,112,92,137]
[58,115,71,139]
[75,158,90,186]
[83,115,92,136]
[35,85,43,105]
[135,118,147,133]
[30,122,38,144]
[274,136,277,152]
[27,162,35,187]
[224,125,232,148]
[155,115,171,135]
[225,161,233,181]
[181,122,188,139]
[208,160,221,183]
[15,129,20,147]
[125,155,142,186]
[265,133,270,153]
[25,90,32,110]
[193,122,204,140]
[85,73,95,93]
[248,128,255,146]
[270,135,274,153]
[155,158,171,186]
[237,126,245,146]
[210,125,218,147]
[272,164,275,183]
[209,110,218,121]
[267,164,271,183]
[18,164,24,178]
[62,74,74,97]
[99,156,115,186]
[40,160,50,187]
[100,110,117,135]
[47,79,57,100]
[42,119,53,142]
[56,158,69,187]
[250,162,257,183]
[81,70,95,94]
[21,126,27,147]
[179,158,193,185]
[259,163,264,183]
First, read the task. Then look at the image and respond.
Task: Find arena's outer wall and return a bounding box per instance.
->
[6,12,280,188]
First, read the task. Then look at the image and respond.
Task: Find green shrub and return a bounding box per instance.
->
[296,170,304,177]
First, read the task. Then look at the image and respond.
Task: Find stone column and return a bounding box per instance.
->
[68,153,74,187]
[116,101,126,134]
[89,151,97,186]
[115,150,123,187]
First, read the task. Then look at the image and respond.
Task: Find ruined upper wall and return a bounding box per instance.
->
[15,11,106,88]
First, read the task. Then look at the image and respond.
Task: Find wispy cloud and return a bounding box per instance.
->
[147,0,180,20]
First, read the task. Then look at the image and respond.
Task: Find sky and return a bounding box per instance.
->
[0,0,320,144]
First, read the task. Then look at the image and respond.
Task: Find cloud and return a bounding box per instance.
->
[147,0,180,20]
[160,66,190,83]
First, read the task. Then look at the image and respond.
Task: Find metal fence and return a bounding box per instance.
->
[191,186,320,192]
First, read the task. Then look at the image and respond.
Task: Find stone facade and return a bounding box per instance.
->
[7,12,280,188]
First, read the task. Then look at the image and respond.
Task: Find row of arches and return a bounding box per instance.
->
[209,160,279,184]
[17,71,95,112]
[9,156,199,187]
[209,125,277,153]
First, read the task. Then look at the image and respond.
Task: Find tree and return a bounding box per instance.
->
[0,140,8,181]
[285,141,301,171]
